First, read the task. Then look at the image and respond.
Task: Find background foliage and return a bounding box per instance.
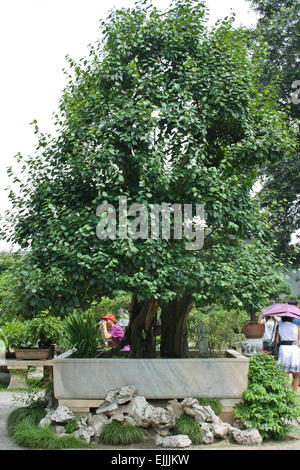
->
[188,305,248,356]
[247,0,300,266]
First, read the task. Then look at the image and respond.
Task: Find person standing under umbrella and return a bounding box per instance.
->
[277,315,300,392]
[258,313,281,346]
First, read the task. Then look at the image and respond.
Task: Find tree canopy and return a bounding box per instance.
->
[3,0,295,355]
[247,0,300,265]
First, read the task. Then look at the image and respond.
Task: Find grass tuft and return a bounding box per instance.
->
[100,420,146,445]
[13,420,91,449]
[196,397,222,415]
[174,414,204,444]
[7,400,46,436]
[7,402,91,449]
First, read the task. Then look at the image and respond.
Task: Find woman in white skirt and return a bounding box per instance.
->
[277,316,300,392]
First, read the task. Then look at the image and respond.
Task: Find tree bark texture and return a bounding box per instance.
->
[123,294,160,358]
[160,294,194,358]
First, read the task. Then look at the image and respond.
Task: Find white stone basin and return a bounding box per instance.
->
[53,350,249,401]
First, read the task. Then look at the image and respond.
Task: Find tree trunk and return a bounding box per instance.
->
[250,309,256,321]
[160,294,194,358]
[123,294,160,358]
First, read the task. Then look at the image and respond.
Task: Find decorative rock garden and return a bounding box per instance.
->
[38,385,263,447]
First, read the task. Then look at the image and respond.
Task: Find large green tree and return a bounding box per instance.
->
[248,0,300,265]
[4,0,294,356]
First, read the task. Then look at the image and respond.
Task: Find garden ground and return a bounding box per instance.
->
[1,390,300,451]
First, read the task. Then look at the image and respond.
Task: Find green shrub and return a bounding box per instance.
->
[1,320,32,349]
[174,414,204,444]
[188,305,248,356]
[2,314,64,350]
[234,353,300,440]
[196,398,222,416]
[64,311,101,358]
[27,312,64,347]
[100,420,145,445]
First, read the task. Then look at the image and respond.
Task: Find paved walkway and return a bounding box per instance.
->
[0,392,25,450]
[1,390,300,451]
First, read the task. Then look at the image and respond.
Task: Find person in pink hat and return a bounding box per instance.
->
[99,313,130,351]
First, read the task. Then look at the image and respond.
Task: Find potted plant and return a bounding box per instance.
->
[243,321,264,339]
[1,315,63,360]
[242,308,265,339]
[26,312,64,357]
[1,320,32,358]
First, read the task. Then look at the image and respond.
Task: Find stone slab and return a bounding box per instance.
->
[225,349,244,358]
[59,399,105,409]
[65,407,90,413]
[5,360,53,367]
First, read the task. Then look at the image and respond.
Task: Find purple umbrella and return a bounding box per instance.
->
[262,303,300,319]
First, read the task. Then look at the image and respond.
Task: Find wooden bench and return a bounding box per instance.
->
[5,359,53,389]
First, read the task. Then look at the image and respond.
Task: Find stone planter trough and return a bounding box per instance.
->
[53,350,249,417]
[15,348,51,360]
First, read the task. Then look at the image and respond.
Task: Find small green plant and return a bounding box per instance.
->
[174,414,204,444]
[196,398,222,416]
[65,415,81,434]
[64,311,102,358]
[100,420,145,445]
[234,352,300,440]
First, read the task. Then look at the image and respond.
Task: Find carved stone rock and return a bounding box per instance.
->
[155,434,192,448]
[49,405,75,423]
[231,428,263,446]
